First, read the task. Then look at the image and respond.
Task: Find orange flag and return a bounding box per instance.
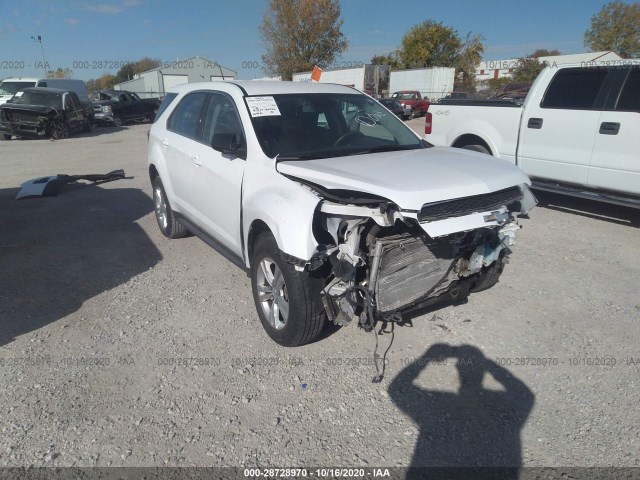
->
[311,66,322,82]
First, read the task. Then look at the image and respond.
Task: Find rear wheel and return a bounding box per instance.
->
[152,176,187,239]
[3,134,11,140]
[461,144,491,155]
[251,233,325,347]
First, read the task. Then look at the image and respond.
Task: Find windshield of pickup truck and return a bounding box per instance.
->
[0,81,37,96]
[248,93,424,159]
[8,91,62,109]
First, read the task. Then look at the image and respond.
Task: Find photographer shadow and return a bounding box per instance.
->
[388,344,534,479]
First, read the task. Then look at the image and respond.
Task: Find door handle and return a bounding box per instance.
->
[599,122,620,135]
[191,154,202,166]
[162,138,169,147]
[527,117,543,129]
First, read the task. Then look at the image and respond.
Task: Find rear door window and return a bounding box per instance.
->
[154,93,178,122]
[167,92,209,139]
[616,69,640,111]
[541,68,608,110]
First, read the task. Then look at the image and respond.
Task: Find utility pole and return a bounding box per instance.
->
[31,35,48,76]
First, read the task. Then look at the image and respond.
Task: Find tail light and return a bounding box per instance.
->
[425,112,432,135]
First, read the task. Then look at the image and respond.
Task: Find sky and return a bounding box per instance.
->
[0,0,628,81]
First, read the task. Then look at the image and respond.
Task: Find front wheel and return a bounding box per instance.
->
[251,233,325,347]
[51,122,69,139]
[113,115,124,127]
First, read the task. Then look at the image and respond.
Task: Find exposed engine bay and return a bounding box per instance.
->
[297,181,536,331]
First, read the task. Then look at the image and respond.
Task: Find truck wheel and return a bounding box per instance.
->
[113,116,124,127]
[152,176,187,239]
[251,233,325,347]
[84,118,94,132]
[462,144,491,155]
[51,123,69,139]
[3,134,11,140]
[471,258,505,293]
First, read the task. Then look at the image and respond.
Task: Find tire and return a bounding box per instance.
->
[51,122,69,139]
[113,116,124,127]
[152,176,187,239]
[3,134,11,140]
[250,233,326,347]
[84,118,94,133]
[461,144,491,155]
[471,257,505,293]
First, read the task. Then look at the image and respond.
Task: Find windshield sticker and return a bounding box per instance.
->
[246,96,281,117]
[15,91,23,97]
[355,112,384,126]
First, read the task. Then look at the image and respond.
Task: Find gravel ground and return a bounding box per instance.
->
[0,122,639,470]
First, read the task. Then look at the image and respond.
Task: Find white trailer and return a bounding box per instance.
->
[292,65,390,97]
[390,67,455,101]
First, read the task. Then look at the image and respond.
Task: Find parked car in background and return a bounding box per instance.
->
[148,80,536,347]
[0,78,90,106]
[391,90,429,119]
[0,87,93,139]
[90,90,160,126]
[425,64,640,207]
[378,98,405,119]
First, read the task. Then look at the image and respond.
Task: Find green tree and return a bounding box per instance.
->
[260,0,348,80]
[530,48,561,58]
[86,74,117,92]
[391,20,484,90]
[370,52,401,69]
[584,0,640,58]
[511,56,547,83]
[114,57,161,84]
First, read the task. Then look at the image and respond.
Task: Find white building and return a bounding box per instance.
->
[476,51,623,80]
[113,56,236,97]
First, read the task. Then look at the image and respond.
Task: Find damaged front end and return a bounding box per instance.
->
[300,183,536,329]
[0,105,64,139]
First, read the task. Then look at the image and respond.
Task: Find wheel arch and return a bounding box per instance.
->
[452,134,493,155]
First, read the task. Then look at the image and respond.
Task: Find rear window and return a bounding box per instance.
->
[541,68,608,110]
[616,69,640,112]
[154,93,178,122]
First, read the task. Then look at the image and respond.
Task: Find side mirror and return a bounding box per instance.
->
[211,133,246,158]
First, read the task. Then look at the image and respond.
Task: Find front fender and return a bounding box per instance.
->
[242,168,320,268]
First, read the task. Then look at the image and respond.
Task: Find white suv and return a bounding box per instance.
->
[148,81,536,346]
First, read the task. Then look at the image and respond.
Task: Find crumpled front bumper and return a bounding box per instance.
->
[0,120,50,138]
[94,112,115,124]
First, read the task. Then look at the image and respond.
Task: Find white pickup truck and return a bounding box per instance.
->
[425,63,640,207]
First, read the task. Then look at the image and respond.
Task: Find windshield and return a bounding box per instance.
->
[392,92,416,100]
[248,93,424,159]
[8,91,62,109]
[0,81,37,96]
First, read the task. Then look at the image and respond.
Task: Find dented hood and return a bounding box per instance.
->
[277,147,531,210]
